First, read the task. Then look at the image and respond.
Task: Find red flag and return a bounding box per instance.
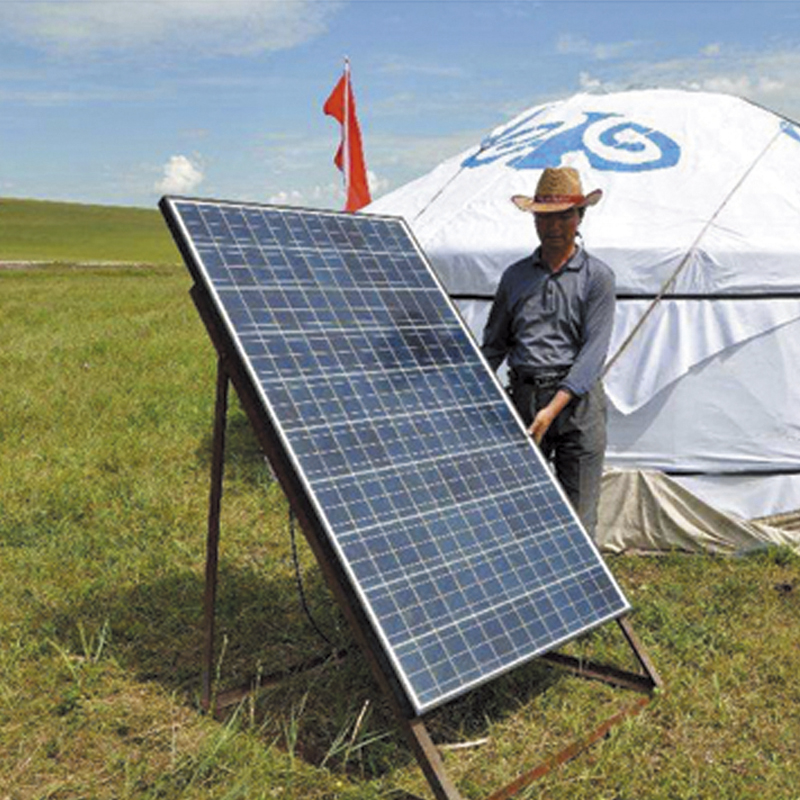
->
[323,60,372,212]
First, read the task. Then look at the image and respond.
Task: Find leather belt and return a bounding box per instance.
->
[509,366,570,386]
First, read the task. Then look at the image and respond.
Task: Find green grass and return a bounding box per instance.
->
[0,197,179,264]
[2,260,800,800]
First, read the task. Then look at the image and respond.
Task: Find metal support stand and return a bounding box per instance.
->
[192,286,662,800]
[201,359,229,711]
[484,617,662,800]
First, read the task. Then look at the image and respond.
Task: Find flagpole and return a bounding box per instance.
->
[343,57,351,204]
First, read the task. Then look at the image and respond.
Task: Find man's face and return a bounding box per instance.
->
[534,208,581,249]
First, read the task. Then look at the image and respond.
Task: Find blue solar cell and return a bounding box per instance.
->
[163,198,630,714]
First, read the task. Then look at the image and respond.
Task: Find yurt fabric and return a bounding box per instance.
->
[366,89,800,523]
[597,469,800,555]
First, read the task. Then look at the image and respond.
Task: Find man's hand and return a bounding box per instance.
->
[528,388,573,444]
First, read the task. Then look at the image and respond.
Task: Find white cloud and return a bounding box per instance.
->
[366,130,484,177]
[377,56,466,78]
[702,43,722,57]
[0,0,343,57]
[367,170,391,197]
[556,33,588,55]
[372,88,515,122]
[578,71,605,92]
[268,189,306,206]
[155,155,204,195]
[266,171,390,210]
[267,180,345,209]
[569,45,800,123]
[556,32,641,62]
[702,74,786,97]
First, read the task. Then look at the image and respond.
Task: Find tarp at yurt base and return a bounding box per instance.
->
[366,88,800,554]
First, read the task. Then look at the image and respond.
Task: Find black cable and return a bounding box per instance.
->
[288,507,333,646]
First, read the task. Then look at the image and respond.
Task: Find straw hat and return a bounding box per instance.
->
[511,167,602,214]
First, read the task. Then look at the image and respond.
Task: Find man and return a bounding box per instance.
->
[481,167,615,537]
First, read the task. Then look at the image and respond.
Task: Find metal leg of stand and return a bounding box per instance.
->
[402,717,464,800]
[617,615,664,690]
[202,359,229,711]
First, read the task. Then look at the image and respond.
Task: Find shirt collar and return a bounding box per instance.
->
[532,244,585,273]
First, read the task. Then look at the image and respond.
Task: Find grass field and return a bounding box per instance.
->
[2,224,800,799]
[0,197,178,264]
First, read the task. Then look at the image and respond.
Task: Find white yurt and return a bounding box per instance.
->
[367,88,800,553]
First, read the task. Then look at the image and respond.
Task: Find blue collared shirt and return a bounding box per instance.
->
[481,245,616,397]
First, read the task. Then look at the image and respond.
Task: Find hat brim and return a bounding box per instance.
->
[511,188,603,214]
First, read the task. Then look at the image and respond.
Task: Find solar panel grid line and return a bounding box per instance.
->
[356,532,586,616]
[345,526,489,588]
[282,397,508,440]
[349,526,600,615]
[235,325,468,373]
[267,370,491,429]
[391,569,621,706]
[291,412,521,483]
[318,463,555,546]
[312,442,556,518]
[163,197,631,714]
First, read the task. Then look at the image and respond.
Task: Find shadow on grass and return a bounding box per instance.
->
[56,548,567,780]
[195,402,275,489]
[59,558,344,697]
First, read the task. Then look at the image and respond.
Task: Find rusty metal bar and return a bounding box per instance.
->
[402,718,465,800]
[537,614,662,695]
[483,695,652,800]
[617,616,664,690]
[213,647,350,711]
[538,651,654,694]
[201,358,229,712]
[481,614,662,800]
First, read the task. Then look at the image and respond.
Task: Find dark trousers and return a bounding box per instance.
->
[510,373,607,537]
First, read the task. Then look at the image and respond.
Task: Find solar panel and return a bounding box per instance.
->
[162,198,630,715]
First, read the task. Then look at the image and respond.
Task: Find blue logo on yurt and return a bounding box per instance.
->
[462,109,681,172]
[781,120,800,143]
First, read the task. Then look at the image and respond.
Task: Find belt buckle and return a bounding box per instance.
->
[535,370,562,386]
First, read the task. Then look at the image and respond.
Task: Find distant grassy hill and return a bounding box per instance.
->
[0,197,179,264]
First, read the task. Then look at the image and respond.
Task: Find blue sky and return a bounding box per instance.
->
[2,0,800,209]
